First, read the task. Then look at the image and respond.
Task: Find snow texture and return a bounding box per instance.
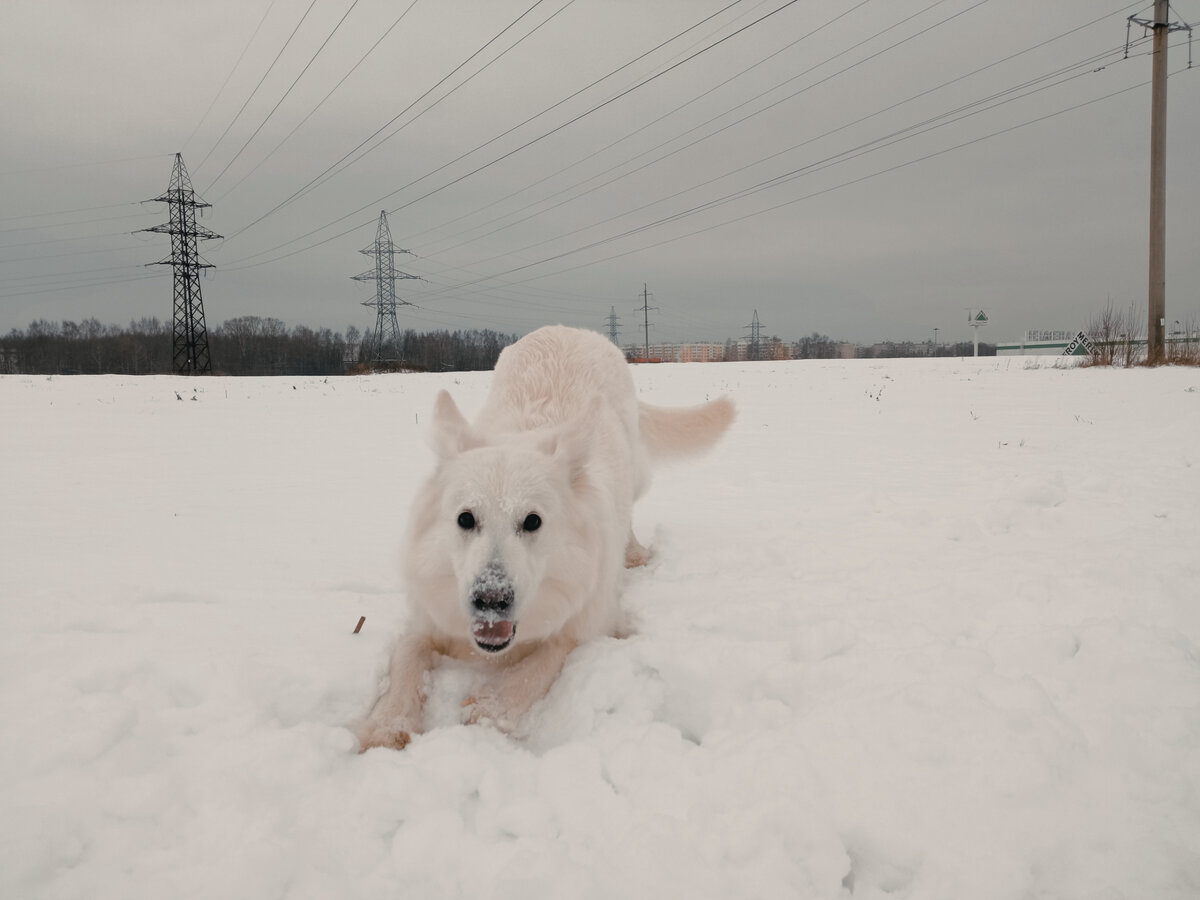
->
[2,359,1198,899]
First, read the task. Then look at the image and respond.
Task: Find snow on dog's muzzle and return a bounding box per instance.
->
[469,562,516,653]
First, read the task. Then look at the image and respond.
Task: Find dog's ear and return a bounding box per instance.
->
[430,390,478,458]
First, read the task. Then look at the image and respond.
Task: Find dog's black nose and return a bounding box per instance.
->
[471,584,514,613]
[470,564,514,614]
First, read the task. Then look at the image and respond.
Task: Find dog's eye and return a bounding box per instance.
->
[521,513,541,533]
[457,511,476,531]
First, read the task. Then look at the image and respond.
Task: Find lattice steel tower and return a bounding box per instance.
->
[605,306,621,344]
[745,309,764,361]
[143,153,220,374]
[352,210,419,362]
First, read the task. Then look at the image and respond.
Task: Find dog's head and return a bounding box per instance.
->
[406,390,597,656]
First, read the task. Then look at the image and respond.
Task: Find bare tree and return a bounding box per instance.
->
[1087,300,1121,366]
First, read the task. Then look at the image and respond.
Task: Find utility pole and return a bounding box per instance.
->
[142,153,220,375]
[605,306,621,345]
[1147,0,1169,364]
[636,284,657,362]
[1129,2,1192,363]
[352,210,420,363]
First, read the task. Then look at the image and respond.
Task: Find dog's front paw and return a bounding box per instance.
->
[356,721,413,752]
[461,695,516,732]
[624,534,651,568]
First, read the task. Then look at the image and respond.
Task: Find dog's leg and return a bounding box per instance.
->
[624,530,651,568]
[357,631,434,751]
[465,634,577,731]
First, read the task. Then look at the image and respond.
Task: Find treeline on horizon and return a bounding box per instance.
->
[0,317,995,376]
[0,317,518,376]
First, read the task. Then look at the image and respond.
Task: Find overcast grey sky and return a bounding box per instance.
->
[2,0,1197,345]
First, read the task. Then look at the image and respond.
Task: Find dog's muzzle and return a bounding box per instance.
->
[469,562,516,653]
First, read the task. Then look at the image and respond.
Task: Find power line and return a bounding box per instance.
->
[577,47,1149,251]
[267,0,579,214]
[415,62,1175,302]
[0,277,160,305]
[0,229,151,251]
[182,0,281,158]
[0,243,147,265]
[219,0,567,245]
[194,0,322,178]
[220,0,803,267]
[418,0,1142,264]
[0,262,143,287]
[424,35,1135,284]
[556,76,1175,279]
[7,5,1171,331]
[340,0,796,229]
[442,0,1132,259]
[224,0,1116,280]
[0,210,151,236]
[209,0,424,205]
[406,0,886,252]
[219,0,733,255]
[413,0,973,258]
[0,202,141,224]
[0,271,159,302]
[0,153,170,176]
[203,0,367,195]
[397,3,1153,295]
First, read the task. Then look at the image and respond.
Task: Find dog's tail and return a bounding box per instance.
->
[637,396,735,462]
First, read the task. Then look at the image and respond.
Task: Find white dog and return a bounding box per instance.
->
[357,325,734,750]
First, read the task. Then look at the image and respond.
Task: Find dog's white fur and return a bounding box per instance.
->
[357,325,734,750]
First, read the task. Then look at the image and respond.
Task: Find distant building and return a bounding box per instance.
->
[834,342,858,359]
[678,342,725,363]
[996,330,1084,356]
[726,337,791,361]
[626,341,737,363]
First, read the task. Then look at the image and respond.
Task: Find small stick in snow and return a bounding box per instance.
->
[353,616,366,634]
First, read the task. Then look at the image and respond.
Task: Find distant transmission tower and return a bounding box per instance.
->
[636,284,657,362]
[352,210,420,362]
[605,306,621,345]
[143,153,221,374]
[745,309,764,361]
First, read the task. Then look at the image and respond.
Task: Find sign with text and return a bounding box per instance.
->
[1063,331,1096,357]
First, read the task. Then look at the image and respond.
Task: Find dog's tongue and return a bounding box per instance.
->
[473,618,515,647]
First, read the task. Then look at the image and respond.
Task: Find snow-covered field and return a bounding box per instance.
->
[2,357,1198,900]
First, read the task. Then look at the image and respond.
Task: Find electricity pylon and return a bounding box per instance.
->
[352,210,420,362]
[143,153,220,374]
[605,306,621,344]
[745,309,764,361]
